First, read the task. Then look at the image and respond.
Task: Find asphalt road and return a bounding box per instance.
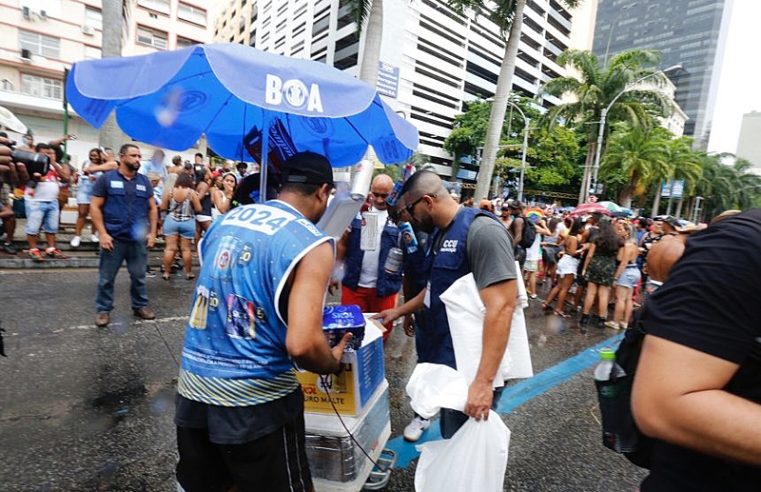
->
[0,269,646,491]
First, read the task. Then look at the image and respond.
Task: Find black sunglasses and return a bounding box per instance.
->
[405,193,436,216]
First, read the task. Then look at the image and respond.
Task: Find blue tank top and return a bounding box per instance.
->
[178,200,333,407]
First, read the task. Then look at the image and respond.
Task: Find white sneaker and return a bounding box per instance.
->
[403,415,431,442]
[91,232,99,243]
[70,235,81,248]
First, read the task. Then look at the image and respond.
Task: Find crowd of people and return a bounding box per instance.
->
[2,136,759,491]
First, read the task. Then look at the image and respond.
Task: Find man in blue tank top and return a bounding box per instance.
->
[174,152,352,492]
[378,171,518,439]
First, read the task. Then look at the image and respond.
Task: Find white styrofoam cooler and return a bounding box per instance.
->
[305,379,391,492]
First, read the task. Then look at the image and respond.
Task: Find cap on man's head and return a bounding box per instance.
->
[508,199,523,209]
[280,152,334,188]
[653,215,680,228]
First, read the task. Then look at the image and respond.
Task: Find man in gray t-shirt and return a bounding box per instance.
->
[380,171,518,439]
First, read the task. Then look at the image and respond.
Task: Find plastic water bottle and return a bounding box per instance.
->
[594,348,626,382]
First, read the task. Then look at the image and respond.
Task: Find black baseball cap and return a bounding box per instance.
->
[281,152,334,188]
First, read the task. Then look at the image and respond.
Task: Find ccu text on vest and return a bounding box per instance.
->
[264,74,324,113]
[440,239,459,253]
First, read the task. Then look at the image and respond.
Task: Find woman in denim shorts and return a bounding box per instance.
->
[160,173,201,280]
[610,223,641,330]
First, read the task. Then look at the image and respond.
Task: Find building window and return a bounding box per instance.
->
[84,46,102,60]
[178,3,207,25]
[137,26,168,49]
[1,79,13,91]
[176,37,199,49]
[21,74,63,100]
[138,0,170,15]
[19,30,60,58]
[85,8,103,30]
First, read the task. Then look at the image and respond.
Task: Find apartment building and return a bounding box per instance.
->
[214,0,582,178]
[0,0,212,166]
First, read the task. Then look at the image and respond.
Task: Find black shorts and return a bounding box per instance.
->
[176,409,312,492]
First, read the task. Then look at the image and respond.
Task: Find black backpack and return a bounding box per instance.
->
[518,217,536,249]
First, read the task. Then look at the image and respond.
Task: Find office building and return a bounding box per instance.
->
[736,111,761,171]
[0,0,212,166]
[214,0,583,178]
[592,0,732,146]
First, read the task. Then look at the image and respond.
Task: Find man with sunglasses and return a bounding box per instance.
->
[378,171,518,439]
[337,174,401,341]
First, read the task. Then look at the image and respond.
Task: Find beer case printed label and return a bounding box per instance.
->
[189,286,210,329]
[225,294,256,339]
[211,235,241,280]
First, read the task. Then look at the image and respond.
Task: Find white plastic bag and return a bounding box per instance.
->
[415,410,510,492]
[406,364,510,492]
[439,266,534,386]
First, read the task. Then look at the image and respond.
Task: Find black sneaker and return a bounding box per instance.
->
[579,314,590,325]
[597,318,607,330]
[145,268,157,278]
[2,242,17,255]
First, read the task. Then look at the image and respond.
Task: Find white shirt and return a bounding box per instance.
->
[526,233,542,261]
[358,207,389,288]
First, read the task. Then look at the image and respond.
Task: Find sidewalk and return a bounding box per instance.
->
[1,217,199,269]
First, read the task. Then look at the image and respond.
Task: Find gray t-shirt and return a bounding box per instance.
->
[467,216,517,289]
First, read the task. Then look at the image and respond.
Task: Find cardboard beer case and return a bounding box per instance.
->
[297,314,385,416]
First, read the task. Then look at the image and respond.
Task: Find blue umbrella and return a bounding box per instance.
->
[66,43,418,196]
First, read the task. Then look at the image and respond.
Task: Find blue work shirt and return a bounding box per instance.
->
[92,169,153,242]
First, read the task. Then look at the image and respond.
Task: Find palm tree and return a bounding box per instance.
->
[600,124,670,207]
[349,0,383,86]
[542,49,671,203]
[665,137,702,217]
[694,154,761,219]
[98,0,128,149]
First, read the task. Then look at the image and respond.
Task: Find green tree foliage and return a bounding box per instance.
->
[542,49,672,202]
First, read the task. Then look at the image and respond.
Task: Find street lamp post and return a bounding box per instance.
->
[483,98,530,201]
[589,64,682,201]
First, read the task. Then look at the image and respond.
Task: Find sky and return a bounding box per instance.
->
[706,0,761,154]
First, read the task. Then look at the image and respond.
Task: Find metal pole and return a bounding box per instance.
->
[518,117,529,202]
[591,107,607,198]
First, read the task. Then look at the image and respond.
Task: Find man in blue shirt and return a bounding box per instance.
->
[90,144,158,328]
[139,149,168,183]
[175,152,352,492]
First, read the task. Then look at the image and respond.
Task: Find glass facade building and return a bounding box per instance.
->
[592,0,731,145]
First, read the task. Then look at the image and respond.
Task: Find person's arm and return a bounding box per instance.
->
[633,335,761,465]
[146,193,157,247]
[48,135,74,147]
[50,160,70,180]
[86,161,118,173]
[582,242,596,274]
[373,289,426,325]
[285,241,351,373]
[196,180,209,199]
[466,278,517,421]
[534,220,551,236]
[160,189,171,212]
[512,217,523,246]
[613,245,627,280]
[191,190,202,213]
[90,195,113,251]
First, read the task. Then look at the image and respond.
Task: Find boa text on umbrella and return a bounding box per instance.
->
[265,74,324,113]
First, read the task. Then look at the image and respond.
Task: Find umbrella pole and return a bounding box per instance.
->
[259,114,270,202]
[63,68,69,158]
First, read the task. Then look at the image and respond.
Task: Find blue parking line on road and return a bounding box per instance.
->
[387,333,626,469]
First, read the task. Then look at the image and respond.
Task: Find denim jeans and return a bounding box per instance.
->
[96,239,149,313]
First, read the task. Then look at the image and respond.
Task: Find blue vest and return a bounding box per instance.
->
[178,200,334,407]
[419,207,497,368]
[343,214,402,297]
[101,170,152,241]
